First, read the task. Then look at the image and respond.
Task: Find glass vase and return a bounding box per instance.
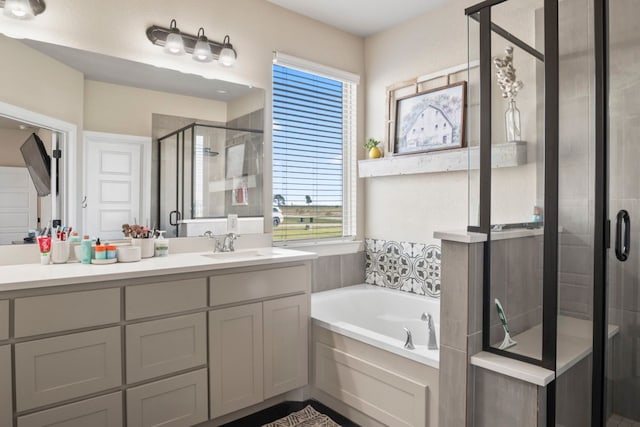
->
[505,98,521,142]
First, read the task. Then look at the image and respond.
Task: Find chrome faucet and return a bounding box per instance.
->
[203,230,222,252]
[403,327,415,350]
[221,233,238,252]
[421,312,438,350]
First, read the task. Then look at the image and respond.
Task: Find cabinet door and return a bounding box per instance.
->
[127,369,207,427]
[15,327,122,411]
[126,313,206,383]
[0,345,12,427]
[263,294,309,398]
[209,303,263,418]
[17,392,122,427]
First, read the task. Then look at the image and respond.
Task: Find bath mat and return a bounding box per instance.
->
[262,405,341,427]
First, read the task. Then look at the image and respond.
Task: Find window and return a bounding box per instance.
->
[272,53,358,243]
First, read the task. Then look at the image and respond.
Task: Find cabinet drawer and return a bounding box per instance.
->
[15,289,120,337]
[17,392,122,427]
[0,345,11,427]
[0,300,8,340]
[210,265,308,306]
[127,369,208,427]
[126,313,206,383]
[15,327,122,411]
[126,278,207,320]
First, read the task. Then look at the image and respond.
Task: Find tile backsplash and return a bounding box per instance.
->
[365,238,441,298]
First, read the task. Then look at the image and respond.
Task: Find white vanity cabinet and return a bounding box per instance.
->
[209,265,310,418]
[0,252,314,426]
[0,345,12,427]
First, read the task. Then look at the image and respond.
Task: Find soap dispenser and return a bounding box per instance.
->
[154,230,169,257]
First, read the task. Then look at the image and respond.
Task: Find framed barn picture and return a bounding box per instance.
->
[393,81,466,155]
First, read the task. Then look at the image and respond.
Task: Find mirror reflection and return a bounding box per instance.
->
[0,33,265,244]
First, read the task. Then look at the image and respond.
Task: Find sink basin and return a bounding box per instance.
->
[202,250,265,260]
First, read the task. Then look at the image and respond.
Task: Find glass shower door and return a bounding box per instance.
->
[606,0,640,424]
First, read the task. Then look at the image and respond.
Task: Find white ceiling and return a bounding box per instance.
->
[267,0,449,37]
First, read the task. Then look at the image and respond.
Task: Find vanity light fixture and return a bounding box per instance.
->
[1,0,45,20]
[163,19,185,55]
[146,20,237,66]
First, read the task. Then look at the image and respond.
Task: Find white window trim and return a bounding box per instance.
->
[271,53,359,247]
[273,52,360,84]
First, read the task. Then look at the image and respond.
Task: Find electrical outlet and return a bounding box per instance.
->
[227,214,238,233]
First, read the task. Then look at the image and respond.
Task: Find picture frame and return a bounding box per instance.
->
[392,81,467,156]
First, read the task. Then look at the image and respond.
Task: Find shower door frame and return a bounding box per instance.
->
[466,1,560,425]
[592,0,609,425]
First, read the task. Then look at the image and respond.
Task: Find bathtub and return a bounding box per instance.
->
[311,284,440,368]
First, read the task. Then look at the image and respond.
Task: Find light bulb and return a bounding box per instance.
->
[219,47,236,66]
[218,35,236,67]
[3,0,35,20]
[192,29,212,62]
[163,20,185,55]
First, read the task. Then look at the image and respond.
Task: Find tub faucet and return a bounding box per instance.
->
[421,312,438,350]
[403,328,415,350]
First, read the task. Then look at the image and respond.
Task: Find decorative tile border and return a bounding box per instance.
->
[365,238,441,298]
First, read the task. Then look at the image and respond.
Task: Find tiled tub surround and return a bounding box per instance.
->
[365,238,441,297]
[310,285,440,427]
[311,251,366,293]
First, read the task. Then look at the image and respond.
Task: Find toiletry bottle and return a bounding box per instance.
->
[154,230,169,257]
[81,235,92,264]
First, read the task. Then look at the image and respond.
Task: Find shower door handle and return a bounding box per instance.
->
[169,210,182,226]
[615,210,630,262]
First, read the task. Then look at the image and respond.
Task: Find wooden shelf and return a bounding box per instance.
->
[358,141,527,178]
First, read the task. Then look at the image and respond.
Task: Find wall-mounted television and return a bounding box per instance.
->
[20,133,51,197]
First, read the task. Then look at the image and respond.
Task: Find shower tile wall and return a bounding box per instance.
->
[489,236,543,343]
[556,0,595,322]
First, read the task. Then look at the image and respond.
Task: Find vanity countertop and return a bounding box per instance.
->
[0,247,317,292]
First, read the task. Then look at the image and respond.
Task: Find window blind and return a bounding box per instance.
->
[272,60,357,243]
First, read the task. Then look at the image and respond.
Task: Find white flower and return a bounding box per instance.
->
[494,46,524,100]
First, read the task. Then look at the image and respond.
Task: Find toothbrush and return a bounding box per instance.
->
[495,298,517,350]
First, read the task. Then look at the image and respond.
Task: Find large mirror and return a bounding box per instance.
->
[0,33,265,244]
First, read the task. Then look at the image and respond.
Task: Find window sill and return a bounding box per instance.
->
[274,239,363,256]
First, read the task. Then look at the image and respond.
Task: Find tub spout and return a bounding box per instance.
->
[421,312,438,350]
[403,327,415,350]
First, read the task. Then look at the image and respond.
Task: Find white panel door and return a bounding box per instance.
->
[84,132,150,240]
[0,166,37,245]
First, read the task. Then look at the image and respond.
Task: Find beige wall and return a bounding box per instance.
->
[0,0,366,240]
[0,128,31,167]
[364,0,540,244]
[83,80,227,137]
[227,90,264,123]
[0,35,83,128]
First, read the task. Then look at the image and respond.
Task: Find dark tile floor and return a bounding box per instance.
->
[221,400,359,427]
